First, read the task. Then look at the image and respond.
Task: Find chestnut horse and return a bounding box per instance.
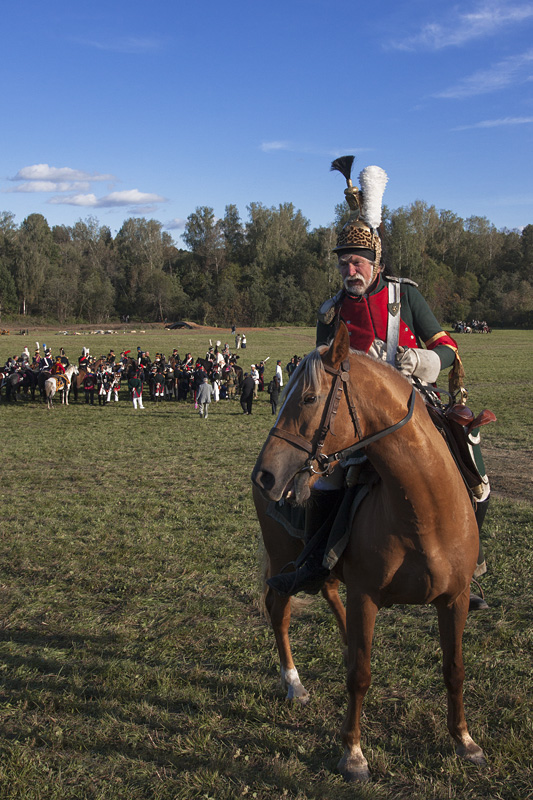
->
[252,322,485,781]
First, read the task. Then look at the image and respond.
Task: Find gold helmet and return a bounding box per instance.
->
[331,156,388,279]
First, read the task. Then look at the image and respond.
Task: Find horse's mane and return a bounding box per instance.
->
[283,345,410,407]
[288,345,386,394]
[285,348,326,396]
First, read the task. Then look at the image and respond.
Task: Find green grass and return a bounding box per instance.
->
[0,327,531,799]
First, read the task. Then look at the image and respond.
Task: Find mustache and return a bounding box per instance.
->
[344,276,367,295]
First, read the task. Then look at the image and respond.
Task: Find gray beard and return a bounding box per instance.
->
[344,277,368,296]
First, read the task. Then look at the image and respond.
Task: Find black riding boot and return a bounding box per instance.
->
[469,495,490,612]
[267,490,342,597]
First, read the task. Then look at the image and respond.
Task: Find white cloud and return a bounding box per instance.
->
[10,164,114,183]
[4,162,166,213]
[49,193,100,207]
[390,2,533,51]
[6,180,92,193]
[452,115,533,130]
[165,218,187,230]
[435,48,533,98]
[49,189,166,208]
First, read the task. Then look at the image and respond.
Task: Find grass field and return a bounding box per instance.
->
[0,326,531,799]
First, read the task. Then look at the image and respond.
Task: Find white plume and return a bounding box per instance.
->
[359,166,388,229]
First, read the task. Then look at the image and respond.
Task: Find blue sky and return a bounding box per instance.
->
[2,0,533,241]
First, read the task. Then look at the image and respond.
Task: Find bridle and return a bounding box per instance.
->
[268,356,416,476]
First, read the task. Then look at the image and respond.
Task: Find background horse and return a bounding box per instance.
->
[72,367,87,401]
[37,370,52,397]
[1,371,22,402]
[44,364,78,409]
[20,366,38,400]
[252,322,485,782]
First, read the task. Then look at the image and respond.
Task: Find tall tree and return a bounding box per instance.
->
[115,218,170,315]
[13,214,55,315]
[245,202,309,277]
[0,212,17,319]
[222,204,245,265]
[182,207,225,277]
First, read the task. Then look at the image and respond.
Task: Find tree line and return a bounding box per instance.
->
[0,201,531,328]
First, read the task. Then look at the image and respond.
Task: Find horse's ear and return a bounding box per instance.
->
[323,321,350,369]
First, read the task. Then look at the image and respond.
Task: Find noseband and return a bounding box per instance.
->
[268,357,416,475]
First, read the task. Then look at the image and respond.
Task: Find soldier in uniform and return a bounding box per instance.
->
[78,347,89,371]
[83,369,96,404]
[257,360,265,392]
[40,349,54,372]
[250,364,260,399]
[52,356,66,375]
[225,363,237,400]
[96,365,107,405]
[267,374,281,415]
[128,370,145,409]
[153,366,165,402]
[268,157,490,611]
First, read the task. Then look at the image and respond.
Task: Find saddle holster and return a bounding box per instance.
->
[426,403,496,499]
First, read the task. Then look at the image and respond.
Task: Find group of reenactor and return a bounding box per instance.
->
[135,345,242,404]
[2,340,250,408]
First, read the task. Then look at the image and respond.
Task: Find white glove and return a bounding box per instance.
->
[395,347,441,383]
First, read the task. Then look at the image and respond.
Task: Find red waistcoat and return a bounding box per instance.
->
[340,286,418,353]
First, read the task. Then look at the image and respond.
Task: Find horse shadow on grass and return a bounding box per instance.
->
[0,606,491,797]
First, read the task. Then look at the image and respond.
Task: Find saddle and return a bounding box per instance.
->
[426,402,496,498]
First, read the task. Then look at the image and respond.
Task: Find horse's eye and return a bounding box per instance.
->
[303,394,317,405]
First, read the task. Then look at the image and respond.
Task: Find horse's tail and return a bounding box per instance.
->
[44,377,56,407]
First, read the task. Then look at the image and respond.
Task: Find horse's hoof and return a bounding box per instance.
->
[337,752,370,782]
[287,693,310,706]
[285,686,310,704]
[339,765,370,783]
[469,593,489,611]
[456,743,487,766]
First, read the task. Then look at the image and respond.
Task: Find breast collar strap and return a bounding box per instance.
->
[268,357,417,473]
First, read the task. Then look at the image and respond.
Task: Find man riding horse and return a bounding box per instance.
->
[267,157,491,611]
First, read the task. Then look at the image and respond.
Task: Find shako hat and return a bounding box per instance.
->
[331,156,388,276]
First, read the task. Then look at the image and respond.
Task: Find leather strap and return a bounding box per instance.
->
[268,354,416,473]
[386,280,401,365]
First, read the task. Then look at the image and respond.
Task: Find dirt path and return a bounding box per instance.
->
[483,445,533,504]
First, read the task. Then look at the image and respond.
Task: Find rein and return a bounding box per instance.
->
[268,357,417,475]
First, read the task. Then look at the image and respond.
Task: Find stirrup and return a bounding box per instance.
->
[469,578,489,611]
